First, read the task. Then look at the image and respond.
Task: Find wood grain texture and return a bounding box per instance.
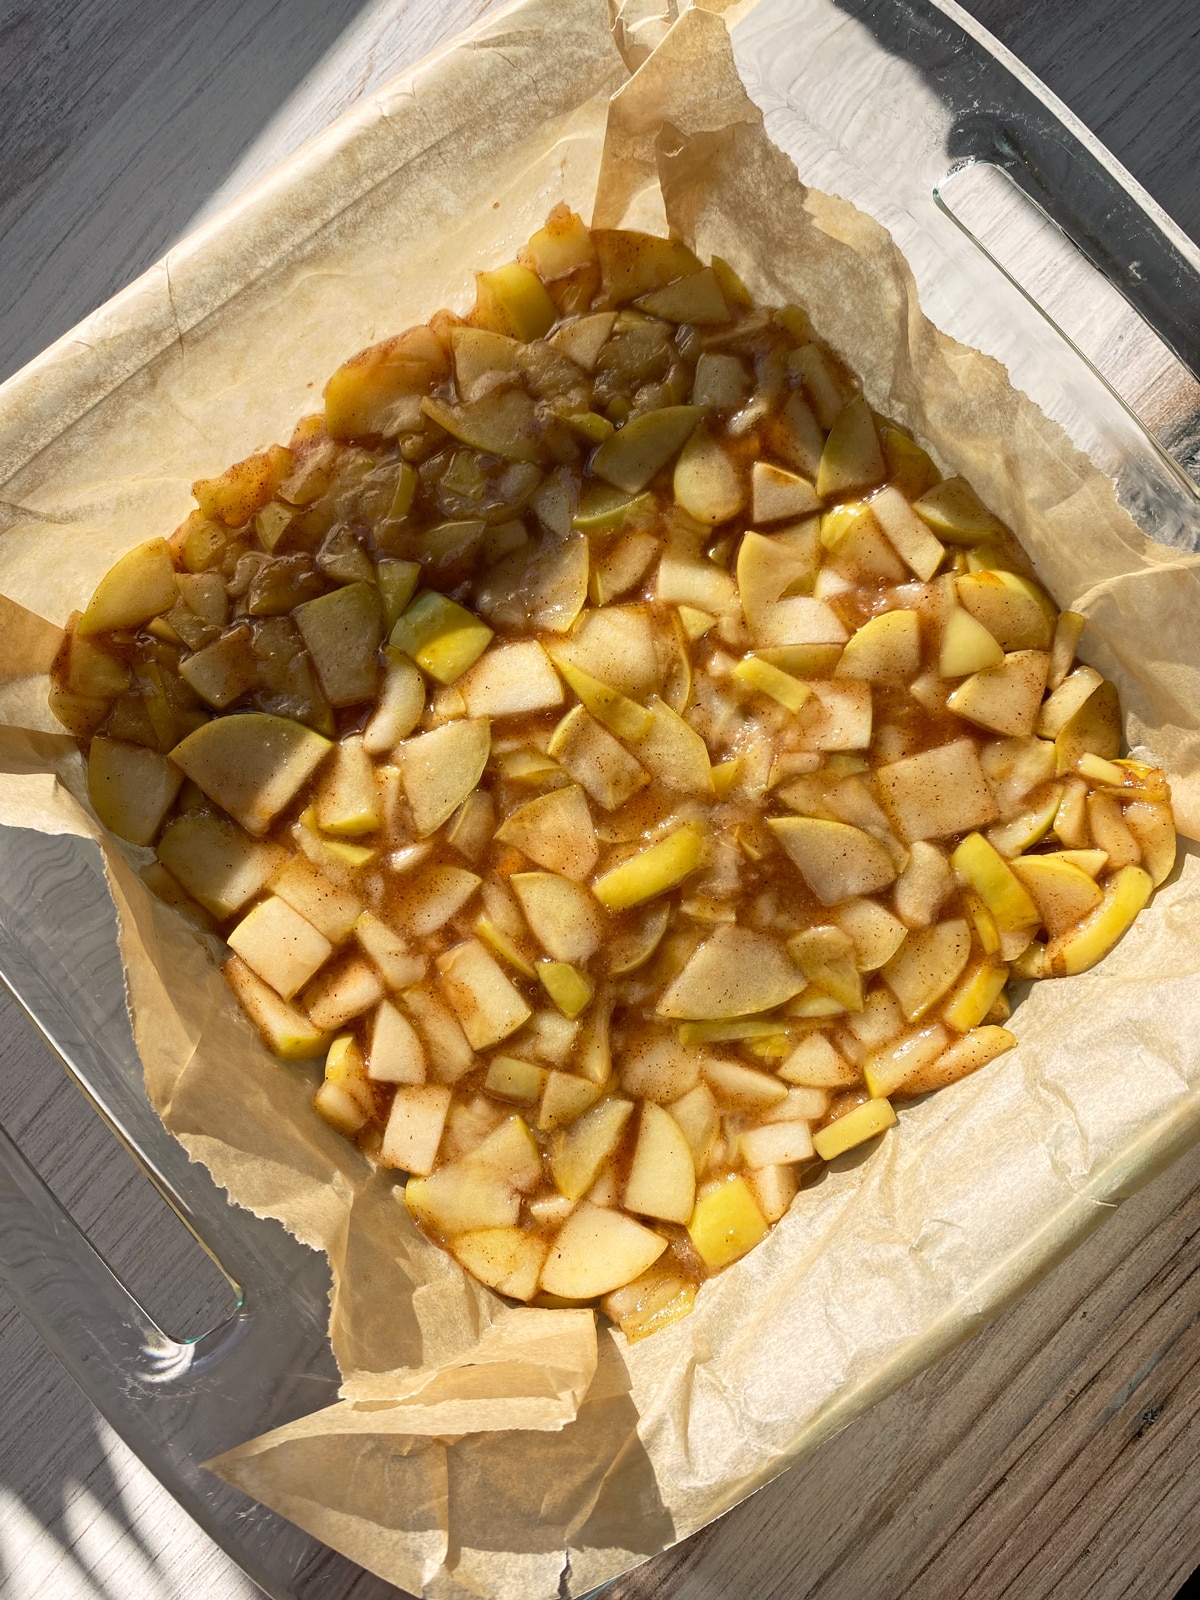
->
[1,2,1200,1598]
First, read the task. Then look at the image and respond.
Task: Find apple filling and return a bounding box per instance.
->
[51,207,1176,1339]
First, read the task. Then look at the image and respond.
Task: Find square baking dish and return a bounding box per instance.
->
[1,2,1198,1596]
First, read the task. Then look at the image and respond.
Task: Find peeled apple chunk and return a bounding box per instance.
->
[658,926,806,1019]
[58,209,1174,1335]
[540,1203,668,1299]
[171,714,331,836]
[768,816,897,904]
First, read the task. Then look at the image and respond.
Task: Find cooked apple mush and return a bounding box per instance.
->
[51,207,1176,1339]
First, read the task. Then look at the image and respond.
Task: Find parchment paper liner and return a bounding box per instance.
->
[1,1,1200,1594]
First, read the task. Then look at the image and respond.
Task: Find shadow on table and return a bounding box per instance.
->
[0,0,381,385]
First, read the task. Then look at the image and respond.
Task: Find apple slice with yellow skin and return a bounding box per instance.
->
[939,606,1004,677]
[592,824,704,910]
[911,476,1005,543]
[1037,665,1104,738]
[942,959,1009,1032]
[768,816,897,904]
[551,1097,634,1200]
[173,713,332,836]
[591,230,702,301]
[316,736,381,836]
[540,1202,667,1299]
[816,398,885,498]
[836,609,921,683]
[1010,853,1104,937]
[538,961,594,1019]
[687,1174,769,1271]
[1047,864,1153,976]
[952,832,1040,932]
[897,1025,1016,1095]
[986,783,1062,857]
[512,872,604,964]
[733,655,812,713]
[956,570,1054,650]
[86,737,183,847]
[396,719,491,839]
[602,1265,698,1343]
[864,1023,950,1097]
[324,325,448,439]
[77,539,178,634]
[546,652,652,741]
[469,261,557,340]
[658,925,805,1019]
[496,784,598,882]
[1054,678,1121,775]
[391,591,494,686]
[607,901,671,975]
[1049,609,1087,690]
[812,1096,897,1160]
[673,426,744,524]
[881,919,971,1021]
[223,955,330,1059]
[591,406,704,494]
[1123,800,1177,886]
[947,649,1049,737]
[623,1102,696,1224]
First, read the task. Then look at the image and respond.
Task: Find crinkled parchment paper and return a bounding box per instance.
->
[2,0,1200,1594]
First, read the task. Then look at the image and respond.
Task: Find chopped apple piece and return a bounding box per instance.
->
[898,1025,1015,1095]
[271,857,362,942]
[692,351,750,410]
[547,705,647,811]
[687,1174,769,1270]
[1047,864,1153,976]
[702,1057,789,1110]
[1048,609,1087,690]
[745,1164,800,1224]
[892,839,954,927]
[156,814,284,919]
[549,1098,634,1200]
[591,229,702,301]
[881,919,971,1021]
[86,737,182,847]
[450,1228,547,1302]
[512,872,604,964]
[834,897,908,970]
[227,896,332,1000]
[797,680,873,751]
[496,784,598,881]
[1123,800,1176,886]
[396,719,491,838]
[751,462,821,523]
[956,569,1053,651]
[77,539,178,635]
[816,398,885,498]
[624,1102,696,1223]
[547,652,653,741]
[223,955,330,1059]
[314,1034,374,1136]
[870,486,945,580]
[739,1121,814,1168]
[549,311,615,371]
[602,1264,698,1342]
[942,959,1009,1032]
[538,1069,603,1130]
[172,713,331,836]
[484,1054,547,1104]
[1010,853,1104,937]
[316,737,380,836]
[877,739,999,841]
[538,961,595,1019]
[939,606,1004,677]
[736,527,820,623]
[591,406,703,493]
[733,655,812,713]
[947,649,1049,737]
[1054,679,1121,775]
[674,426,745,523]
[668,1083,719,1167]
[178,628,257,709]
[658,925,804,1019]
[304,955,385,1031]
[608,901,671,974]
[951,832,1039,932]
[633,698,714,793]
[540,1202,667,1299]
[367,999,427,1084]
[324,326,448,439]
[292,582,383,706]
[749,595,849,650]
[593,824,704,910]
[911,476,1004,543]
[362,649,425,753]
[405,1163,519,1233]
[779,1031,860,1088]
[812,1096,897,1160]
[391,591,494,686]
[1037,665,1105,739]
[402,982,476,1082]
[768,817,897,904]
[436,938,532,1050]
[836,610,921,683]
[787,924,863,1010]
[637,264,729,323]
[455,640,562,719]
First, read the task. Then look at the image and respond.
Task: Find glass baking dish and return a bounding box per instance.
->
[1,2,1198,1596]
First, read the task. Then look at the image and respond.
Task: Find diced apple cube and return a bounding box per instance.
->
[745,1163,800,1223]
[811,1096,897,1160]
[354,910,425,989]
[304,955,385,1032]
[538,1069,604,1130]
[687,1174,769,1270]
[484,1054,547,1104]
[227,896,332,1000]
[779,1032,860,1088]
[797,680,873,751]
[739,1120,814,1168]
[270,857,362,942]
[401,982,476,1082]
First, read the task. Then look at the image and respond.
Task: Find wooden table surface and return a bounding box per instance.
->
[2,2,1200,1597]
